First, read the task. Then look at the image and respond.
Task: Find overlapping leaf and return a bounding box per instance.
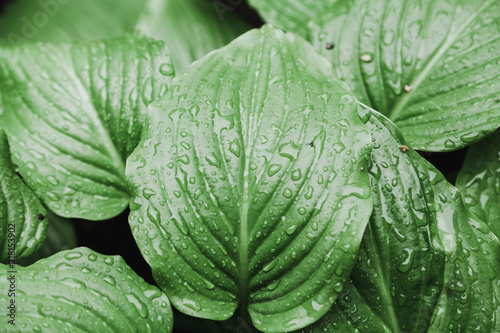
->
[0,0,147,44]
[457,129,500,238]
[0,247,173,332]
[0,0,250,74]
[17,211,77,266]
[136,0,251,73]
[247,0,337,38]
[296,108,500,332]
[0,34,174,220]
[0,130,47,263]
[126,26,373,332]
[250,0,500,151]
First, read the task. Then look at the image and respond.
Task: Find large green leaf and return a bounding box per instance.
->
[297,107,500,332]
[136,0,251,74]
[0,0,147,44]
[247,0,337,38]
[0,0,250,74]
[0,247,173,332]
[250,0,500,151]
[0,34,174,220]
[308,0,500,151]
[456,129,500,238]
[126,26,373,332]
[0,130,48,263]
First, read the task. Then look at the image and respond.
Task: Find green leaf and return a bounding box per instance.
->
[136,0,251,74]
[456,129,500,238]
[296,107,500,332]
[126,26,373,332]
[0,130,48,263]
[17,211,77,266]
[0,247,173,332]
[0,129,47,265]
[248,0,337,38]
[0,0,147,44]
[0,0,251,75]
[305,0,500,151]
[0,34,174,220]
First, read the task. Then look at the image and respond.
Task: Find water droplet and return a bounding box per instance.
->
[143,188,156,200]
[267,164,282,177]
[159,62,174,76]
[64,251,82,260]
[228,139,241,157]
[444,139,457,149]
[126,293,149,319]
[267,280,281,291]
[291,169,302,181]
[285,224,297,235]
[103,275,116,286]
[397,248,414,273]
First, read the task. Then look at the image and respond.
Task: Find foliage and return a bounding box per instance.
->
[0,1,499,332]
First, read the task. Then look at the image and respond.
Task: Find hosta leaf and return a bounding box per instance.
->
[456,129,500,238]
[247,0,337,38]
[0,247,173,332]
[126,26,373,332]
[306,0,500,151]
[0,34,174,220]
[17,211,77,266]
[297,107,500,332]
[0,130,48,263]
[136,0,251,74]
[0,0,147,44]
[249,0,500,151]
[0,0,250,75]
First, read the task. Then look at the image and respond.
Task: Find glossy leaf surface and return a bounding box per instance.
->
[17,211,77,266]
[136,0,251,74]
[0,0,147,45]
[309,0,500,151]
[457,129,500,238]
[297,108,500,332]
[0,0,250,76]
[249,0,500,151]
[0,130,48,263]
[0,34,174,220]
[127,26,373,332]
[0,247,173,332]
[247,0,337,38]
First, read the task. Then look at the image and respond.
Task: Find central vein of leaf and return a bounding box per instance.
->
[367,223,401,333]
[238,138,252,312]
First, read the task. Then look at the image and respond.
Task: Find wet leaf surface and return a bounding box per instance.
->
[126,25,373,332]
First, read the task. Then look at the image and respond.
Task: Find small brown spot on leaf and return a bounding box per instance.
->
[37,214,45,220]
[308,141,315,147]
[404,85,412,92]
[360,167,365,171]
[326,42,334,50]
[400,145,409,152]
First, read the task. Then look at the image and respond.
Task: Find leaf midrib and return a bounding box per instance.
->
[390,0,494,121]
[69,50,128,185]
[365,222,401,333]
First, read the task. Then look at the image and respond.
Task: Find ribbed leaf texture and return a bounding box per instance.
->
[0,247,173,332]
[0,130,47,263]
[127,26,373,332]
[0,34,174,220]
